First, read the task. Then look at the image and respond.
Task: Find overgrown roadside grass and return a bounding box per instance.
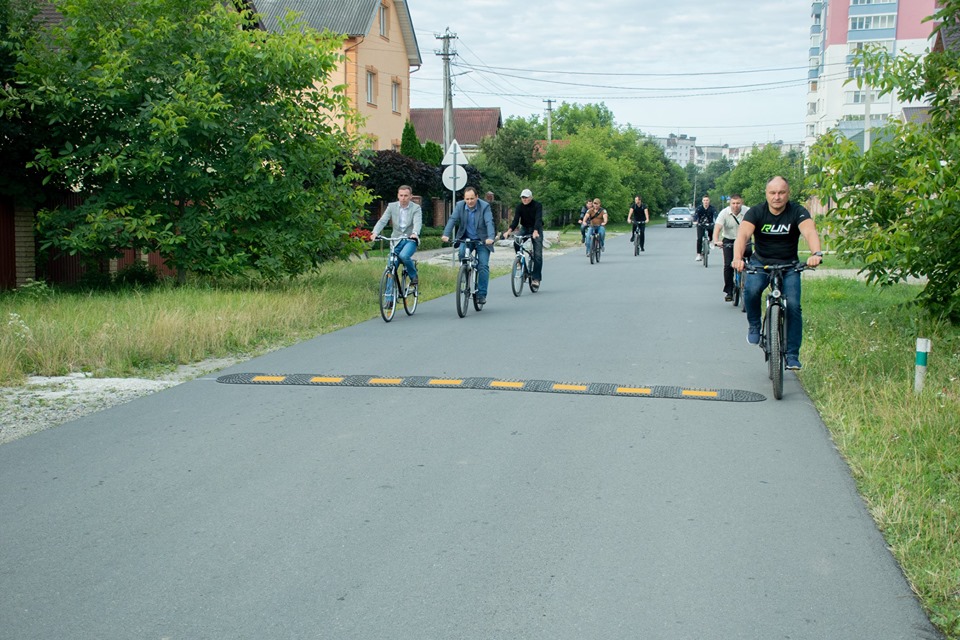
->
[802,277,960,637]
[0,259,463,385]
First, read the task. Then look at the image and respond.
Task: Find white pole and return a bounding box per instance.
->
[914,337,931,394]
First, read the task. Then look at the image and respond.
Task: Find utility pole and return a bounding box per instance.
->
[435,28,457,152]
[543,99,554,144]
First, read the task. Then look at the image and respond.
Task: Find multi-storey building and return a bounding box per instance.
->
[805,0,938,149]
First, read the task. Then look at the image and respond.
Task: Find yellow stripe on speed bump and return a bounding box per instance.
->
[490,380,524,389]
[617,387,652,395]
[682,389,719,398]
[369,377,403,385]
[310,376,344,383]
[429,379,463,386]
[252,375,287,382]
[553,383,588,392]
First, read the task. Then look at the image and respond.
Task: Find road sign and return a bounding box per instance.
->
[442,164,468,192]
[441,140,468,166]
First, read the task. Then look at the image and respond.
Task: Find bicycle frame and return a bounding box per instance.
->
[375,235,417,322]
[454,239,483,317]
[511,235,535,296]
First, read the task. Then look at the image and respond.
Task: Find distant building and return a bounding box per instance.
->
[408,107,503,159]
[654,134,696,167]
[804,0,938,149]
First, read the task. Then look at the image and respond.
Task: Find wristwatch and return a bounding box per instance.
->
[813,251,823,257]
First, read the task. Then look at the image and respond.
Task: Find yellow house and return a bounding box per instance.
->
[248,0,422,150]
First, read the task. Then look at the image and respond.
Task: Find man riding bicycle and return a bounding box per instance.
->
[627,195,650,251]
[503,188,544,291]
[732,176,823,371]
[584,198,608,255]
[712,194,751,301]
[441,186,496,306]
[370,184,422,286]
[694,195,717,262]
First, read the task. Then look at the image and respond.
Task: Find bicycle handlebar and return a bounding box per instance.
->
[744,263,815,274]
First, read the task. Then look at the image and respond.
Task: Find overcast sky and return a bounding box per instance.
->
[406,0,813,147]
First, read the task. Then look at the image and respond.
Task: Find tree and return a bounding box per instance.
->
[808,1,960,318]
[714,146,804,207]
[360,150,440,204]
[552,102,615,138]
[471,115,542,203]
[16,0,370,279]
[399,120,423,161]
[422,140,442,166]
[539,133,628,224]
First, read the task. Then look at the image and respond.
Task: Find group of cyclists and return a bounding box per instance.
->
[371,176,823,371]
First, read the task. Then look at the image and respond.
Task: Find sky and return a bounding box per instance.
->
[405,0,813,148]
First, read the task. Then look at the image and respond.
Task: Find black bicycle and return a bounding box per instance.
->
[454,239,484,318]
[700,224,711,268]
[374,235,418,322]
[509,234,537,296]
[744,262,813,399]
[633,223,644,256]
[732,266,745,311]
[587,228,602,264]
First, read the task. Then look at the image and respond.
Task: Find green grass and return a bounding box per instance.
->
[1,257,958,637]
[802,277,960,637]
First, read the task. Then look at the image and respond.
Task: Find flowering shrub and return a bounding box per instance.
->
[349,227,373,242]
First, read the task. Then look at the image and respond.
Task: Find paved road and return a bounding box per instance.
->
[0,226,942,639]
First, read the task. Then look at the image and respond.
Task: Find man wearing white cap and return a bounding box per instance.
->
[502,188,544,290]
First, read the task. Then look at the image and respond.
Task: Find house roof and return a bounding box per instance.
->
[902,106,932,125]
[35,0,64,27]
[934,19,960,53]
[249,0,421,66]
[409,108,503,147]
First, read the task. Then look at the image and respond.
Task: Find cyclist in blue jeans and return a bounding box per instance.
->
[370,184,422,285]
[584,198,608,254]
[732,176,823,371]
[442,186,496,305]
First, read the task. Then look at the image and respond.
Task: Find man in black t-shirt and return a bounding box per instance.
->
[732,176,823,371]
[627,196,650,251]
[694,196,717,261]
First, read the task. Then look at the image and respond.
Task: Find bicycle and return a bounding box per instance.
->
[732,267,745,311]
[633,223,643,256]
[509,234,537,296]
[700,224,711,268]
[374,235,418,322]
[587,227,602,264]
[454,239,484,318]
[744,262,813,399]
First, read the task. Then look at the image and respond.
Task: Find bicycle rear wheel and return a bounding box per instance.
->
[379,270,396,322]
[769,305,784,399]
[511,256,524,297]
[400,268,418,315]
[456,264,470,317]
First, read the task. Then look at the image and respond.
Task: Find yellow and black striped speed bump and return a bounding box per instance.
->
[216,373,766,402]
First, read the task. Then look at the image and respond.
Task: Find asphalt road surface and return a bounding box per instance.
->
[0,226,942,639]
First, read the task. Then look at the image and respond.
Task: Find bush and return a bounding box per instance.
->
[114,262,160,288]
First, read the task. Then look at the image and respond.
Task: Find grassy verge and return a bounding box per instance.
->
[802,277,959,637]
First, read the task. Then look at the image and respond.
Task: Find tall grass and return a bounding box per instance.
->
[0,260,458,384]
[802,277,960,637]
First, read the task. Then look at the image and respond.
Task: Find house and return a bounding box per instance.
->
[409,107,503,159]
[248,0,422,150]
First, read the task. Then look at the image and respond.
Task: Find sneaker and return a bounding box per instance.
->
[747,330,761,345]
[640,247,644,251]
[724,294,733,302]
[785,356,802,370]
[629,235,635,242]
[410,279,418,287]
[531,280,540,291]
[696,255,702,261]
[477,296,486,305]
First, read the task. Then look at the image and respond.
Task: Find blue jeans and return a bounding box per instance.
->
[585,226,605,253]
[459,242,491,297]
[744,257,803,358]
[393,238,417,281]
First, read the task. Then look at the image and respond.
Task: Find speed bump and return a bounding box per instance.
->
[217,373,766,402]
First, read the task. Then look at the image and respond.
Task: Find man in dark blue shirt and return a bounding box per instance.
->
[442,186,496,305]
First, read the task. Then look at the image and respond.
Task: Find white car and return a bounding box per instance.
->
[666,207,694,228]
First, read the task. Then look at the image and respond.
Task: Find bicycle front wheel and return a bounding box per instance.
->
[379,270,396,322]
[511,256,524,297]
[634,232,640,256]
[400,268,418,315]
[732,273,741,307]
[472,268,482,311]
[769,304,784,399]
[456,265,470,318]
[702,237,710,268]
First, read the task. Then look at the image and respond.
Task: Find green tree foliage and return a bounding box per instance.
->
[471,115,542,203]
[713,146,804,207]
[0,0,48,201]
[809,1,960,317]
[15,0,370,279]
[552,102,615,138]
[399,120,423,161]
[539,132,627,224]
[422,140,442,166]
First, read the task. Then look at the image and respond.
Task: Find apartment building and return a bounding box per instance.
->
[804,0,938,149]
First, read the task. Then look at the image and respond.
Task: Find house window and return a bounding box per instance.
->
[846,90,879,104]
[851,0,894,5]
[806,124,816,137]
[391,79,401,113]
[366,68,378,106]
[379,4,389,38]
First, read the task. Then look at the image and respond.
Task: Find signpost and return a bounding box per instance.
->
[441,140,468,264]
